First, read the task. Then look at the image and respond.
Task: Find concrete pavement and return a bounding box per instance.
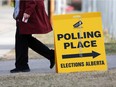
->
[0,55,115,75]
[0,58,55,75]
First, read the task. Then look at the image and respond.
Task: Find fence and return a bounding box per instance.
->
[82,0,116,39]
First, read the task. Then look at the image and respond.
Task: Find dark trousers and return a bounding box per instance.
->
[15,25,54,69]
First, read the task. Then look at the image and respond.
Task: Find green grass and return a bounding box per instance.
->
[105,43,116,55]
[0,43,116,61]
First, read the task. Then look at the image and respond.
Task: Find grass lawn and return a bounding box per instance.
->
[0,43,116,61]
[105,43,116,55]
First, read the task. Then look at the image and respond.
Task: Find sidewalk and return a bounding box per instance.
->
[0,58,55,75]
[0,55,116,75]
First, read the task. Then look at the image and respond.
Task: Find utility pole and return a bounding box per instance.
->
[48,0,54,23]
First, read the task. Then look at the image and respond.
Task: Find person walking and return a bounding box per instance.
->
[10,0,55,73]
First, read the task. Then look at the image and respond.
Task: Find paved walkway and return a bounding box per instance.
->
[0,59,55,75]
[0,55,116,75]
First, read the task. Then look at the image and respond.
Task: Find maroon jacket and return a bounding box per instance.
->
[16,0,52,34]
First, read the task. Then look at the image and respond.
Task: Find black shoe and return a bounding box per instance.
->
[50,49,55,69]
[50,58,55,69]
[10,68,30,73]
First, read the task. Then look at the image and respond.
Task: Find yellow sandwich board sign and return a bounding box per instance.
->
[53,12,107,73]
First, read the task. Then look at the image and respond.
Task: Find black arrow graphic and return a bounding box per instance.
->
[62,51,100,59]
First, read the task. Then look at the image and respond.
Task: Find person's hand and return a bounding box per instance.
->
[22,13,30,23]
[23,13,30,19]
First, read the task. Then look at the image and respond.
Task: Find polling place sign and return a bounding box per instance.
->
[53,12,107,73]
